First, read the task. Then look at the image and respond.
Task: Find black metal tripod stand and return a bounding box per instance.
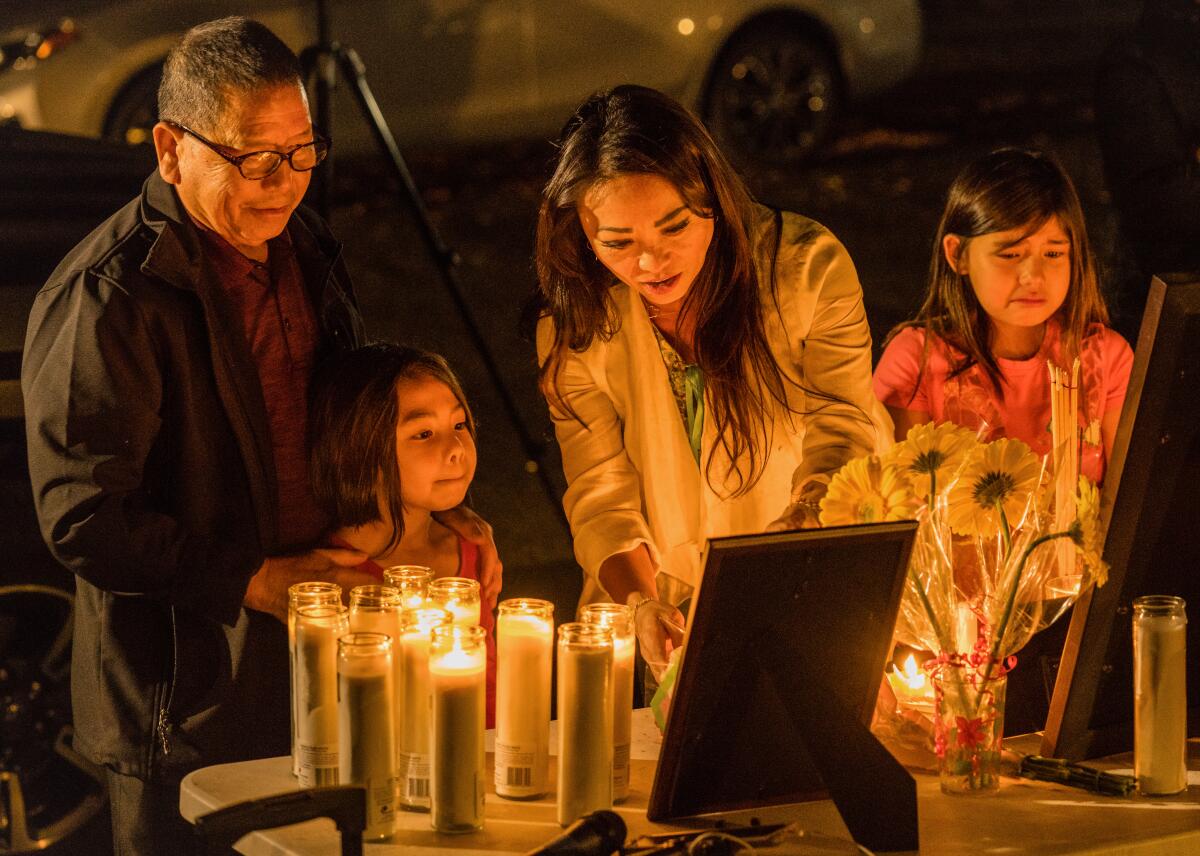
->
[299,1,565,529]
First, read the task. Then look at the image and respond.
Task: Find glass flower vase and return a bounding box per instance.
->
[931,660,1008,794]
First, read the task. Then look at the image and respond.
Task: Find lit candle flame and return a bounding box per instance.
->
[898,654,925,691]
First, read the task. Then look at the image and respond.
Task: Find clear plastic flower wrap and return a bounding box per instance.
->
[824,418,1109,782]
[823,422,1107,668]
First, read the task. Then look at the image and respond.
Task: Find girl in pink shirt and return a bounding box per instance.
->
[874,149,1133,483]
[308,343,498,725]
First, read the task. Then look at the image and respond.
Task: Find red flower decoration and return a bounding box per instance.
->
[956,715,987,749]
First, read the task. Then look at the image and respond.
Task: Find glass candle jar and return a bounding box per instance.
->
[349,585,403,638]
[294,602,349,787]
[556,622,613,826]
[288,582,342,778]
[429,624,487,833]
[384,565,434,610]
[580,603,635,802]
[1133,595,1188,795]
[495,599,554,799]
[396,607,452,811]
[428,577,482,627]
[337,632,397,840]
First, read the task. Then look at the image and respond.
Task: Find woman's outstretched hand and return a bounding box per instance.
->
[632,597,686,680]
[766,500,822,532]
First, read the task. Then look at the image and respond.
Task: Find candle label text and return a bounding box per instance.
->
[399,751,431,806]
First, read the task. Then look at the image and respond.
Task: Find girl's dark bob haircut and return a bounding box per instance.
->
[309,342,474,551]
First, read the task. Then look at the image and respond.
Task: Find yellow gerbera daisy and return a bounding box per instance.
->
[947,438,1041,538]
[819,455,920,526]
[1073,475,1108,587]
[889,421,977,501]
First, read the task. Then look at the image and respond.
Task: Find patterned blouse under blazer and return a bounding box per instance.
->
[537,205,890,609]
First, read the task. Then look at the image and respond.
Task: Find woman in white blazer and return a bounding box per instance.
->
[534,85,885,670]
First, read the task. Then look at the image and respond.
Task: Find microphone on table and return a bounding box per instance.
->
[525,810,627,856]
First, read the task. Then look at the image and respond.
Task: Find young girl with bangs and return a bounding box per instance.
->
[308,342,497,724]
[873,148,1133,483]
[534,85,885,673]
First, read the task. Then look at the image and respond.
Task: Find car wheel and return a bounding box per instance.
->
[102,63,163,146]
[703,21,841,169]
[0,585,107,854]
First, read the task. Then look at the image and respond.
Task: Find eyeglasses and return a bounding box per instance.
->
[170,122,331,180]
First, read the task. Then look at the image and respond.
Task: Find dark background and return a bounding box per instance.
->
[0,2,1150,852]
[0,2,1145,618]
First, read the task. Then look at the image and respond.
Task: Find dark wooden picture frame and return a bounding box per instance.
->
[1043,274,1200,760]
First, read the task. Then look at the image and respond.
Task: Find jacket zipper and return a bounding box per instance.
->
[156,605,179,758]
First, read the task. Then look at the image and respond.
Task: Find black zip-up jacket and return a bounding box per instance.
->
[22,170,366,779]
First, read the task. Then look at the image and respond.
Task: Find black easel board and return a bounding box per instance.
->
[647,521,919,852]
[1044,274,1200,759]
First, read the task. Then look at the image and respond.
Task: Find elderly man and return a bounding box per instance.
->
[22,17,497,854]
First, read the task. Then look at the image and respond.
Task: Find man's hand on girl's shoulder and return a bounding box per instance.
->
[243,547,372,622]
[434,506,503,609]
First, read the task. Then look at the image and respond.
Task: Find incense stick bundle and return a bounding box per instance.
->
[1048,359,1080,586]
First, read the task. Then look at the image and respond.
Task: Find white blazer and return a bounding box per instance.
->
[537,206,888,607]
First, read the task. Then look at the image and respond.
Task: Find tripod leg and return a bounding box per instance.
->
[331,45,567,530]
[334,47,455,268]
[309,0,337,218]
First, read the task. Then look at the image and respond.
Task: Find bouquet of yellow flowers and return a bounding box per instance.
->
[819,421,1108,791]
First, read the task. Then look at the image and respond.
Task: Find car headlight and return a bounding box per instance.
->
[0,20,80,75]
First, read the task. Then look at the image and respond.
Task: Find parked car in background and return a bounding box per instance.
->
[0,0,922,166]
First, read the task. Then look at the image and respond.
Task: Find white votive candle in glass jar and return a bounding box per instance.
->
[428,576,481,627]
[337,632,397,840]
[288,582,341,778]
[396,607,452,811]
[384,565,434,610]
[295,602,348,787]
[556,622,613,827]
[349,585,403,637]
[580,602,635,802]
[495,599,554,799]
[430,624,487,833]
[350,584,404,772]
[1133,595,1188,795]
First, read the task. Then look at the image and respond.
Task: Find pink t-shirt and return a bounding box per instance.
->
[873,321,1133,483]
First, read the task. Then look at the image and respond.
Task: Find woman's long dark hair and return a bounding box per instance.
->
[888,148,1110,398]
[309,343,475,553]
[534,84,793,496]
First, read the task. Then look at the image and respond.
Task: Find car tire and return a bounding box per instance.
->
[702,20,842,169]
[102,63,163,146]
[0,585,108,854]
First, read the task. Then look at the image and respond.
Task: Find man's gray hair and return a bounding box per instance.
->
[158,16,304,135]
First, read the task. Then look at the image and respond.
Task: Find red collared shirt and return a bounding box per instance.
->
[201,227,326,549]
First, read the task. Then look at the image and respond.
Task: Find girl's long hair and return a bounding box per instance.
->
[534,84,792,496]
[887,148,1110,397]
[308,343,475,553]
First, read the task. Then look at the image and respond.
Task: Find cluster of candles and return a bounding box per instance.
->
[287,568,635,840]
